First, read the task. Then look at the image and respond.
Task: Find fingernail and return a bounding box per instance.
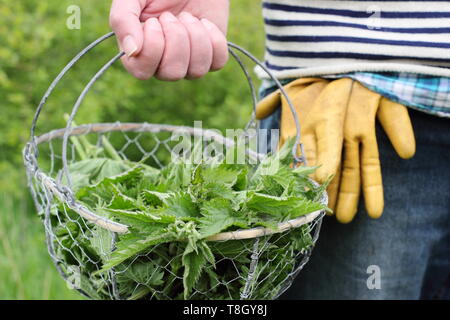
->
[122,35,138,57]
[163,12,177,22]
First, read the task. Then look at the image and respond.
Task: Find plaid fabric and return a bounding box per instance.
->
[331,72,450,118]
[261,72,450,118]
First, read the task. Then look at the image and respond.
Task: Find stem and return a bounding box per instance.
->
[64,114,87,160]
[102,135,122,161]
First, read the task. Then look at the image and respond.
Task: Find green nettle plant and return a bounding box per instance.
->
[49,133,330,300]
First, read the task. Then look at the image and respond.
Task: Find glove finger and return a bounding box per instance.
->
[256,89,282,120]
[314,78,353,183]
[279,80,328,150]
[336,139,361,224]
[377,98,416,159]
[301,133,318,180]
[326,162,341,214]
[255,78,323,120]
[361,132,384,219]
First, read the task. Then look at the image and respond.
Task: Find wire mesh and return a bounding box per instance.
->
[24,124,325,300]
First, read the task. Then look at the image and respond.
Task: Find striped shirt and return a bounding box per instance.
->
[259,0,450,79]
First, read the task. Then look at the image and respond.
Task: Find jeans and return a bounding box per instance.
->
[259,89,450,300]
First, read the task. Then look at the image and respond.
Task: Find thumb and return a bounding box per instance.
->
[256,90,281,120]
[110,0,145,57]
[377,98,416,159]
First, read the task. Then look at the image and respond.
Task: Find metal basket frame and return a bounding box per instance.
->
[23,32,327,299]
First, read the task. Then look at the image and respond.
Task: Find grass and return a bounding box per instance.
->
[0,1,265,300]
[0,193,82,299]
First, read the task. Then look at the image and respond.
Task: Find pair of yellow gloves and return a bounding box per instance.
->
[256,78,416,223]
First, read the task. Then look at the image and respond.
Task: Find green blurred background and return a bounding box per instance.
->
[0,0,265,299]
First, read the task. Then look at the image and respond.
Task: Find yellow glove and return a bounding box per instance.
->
[335,81,416,223]
[256,78,416,223]
[256,77,353,183]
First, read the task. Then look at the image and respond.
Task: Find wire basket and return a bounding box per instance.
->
[23,33,327,300]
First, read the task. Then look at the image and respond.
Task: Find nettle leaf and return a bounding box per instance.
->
[93,159,132,184]
[199,198,248,238]
[133,162,160,180]
[156,192,198,219]
[90,226,113,262]
[201,182,235,201]
[76,183,116,208]
[163,162,193,190]
[250,139,297,183]
[105,208,171,229]
[120,260,164,287]
[100,228,174,272]
[231,190,248,207]
[199,241,215,266]
[234,165,249,191]
[108,192,137,211]
[191,164,204,185]
[142,190,174,207]
[247,192,327,219]
[259,175,285,196]
[61,136,330,300]
[250,219,280,231]
[100,165,144,188]
[201,164,239,187]
[182,241,207,299]
[292,165,320,177]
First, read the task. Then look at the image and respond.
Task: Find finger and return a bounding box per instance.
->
[301,133,319,181]
[109,0,145,57]
[121,18,165,80]
[201,18,229,71]
[285,79,328,121]
[255,78,325,120]
[314,78,353,183]
[378,98,416,159]
[285,78,326,90]
[279,98,297,150]
[256,90,281,120]
[336,139,361,224]
[326,163,342,214]
[156,12,190,81]
[278,81,326,153]
[361,133,384,219]
[302,134,317,167]
[178,12,213,79]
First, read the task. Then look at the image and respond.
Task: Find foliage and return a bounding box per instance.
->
[47,137,328,300]
[0,0,265,197]
[0,0,265,298]
[0,195,81,299]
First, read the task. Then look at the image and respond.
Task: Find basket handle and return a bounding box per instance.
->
[29,32,305,188]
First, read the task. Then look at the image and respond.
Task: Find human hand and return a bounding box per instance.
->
[256,78,416,223]
[109,0,229,80]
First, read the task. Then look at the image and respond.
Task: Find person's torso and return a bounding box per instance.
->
[262,0,450,78]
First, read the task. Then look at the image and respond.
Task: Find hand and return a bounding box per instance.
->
[109,0,229,80]
[256,78,416,223]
